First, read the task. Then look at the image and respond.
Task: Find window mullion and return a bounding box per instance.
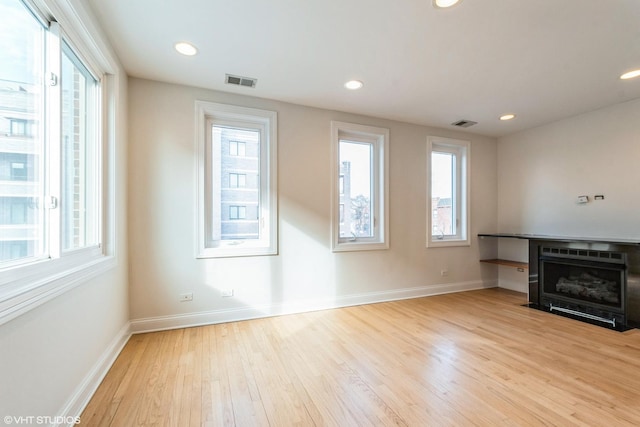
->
[46,21,62,258]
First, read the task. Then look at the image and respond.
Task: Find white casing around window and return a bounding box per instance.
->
[195,101,278,258]
[426,136,470,248]
[331,121,389,252]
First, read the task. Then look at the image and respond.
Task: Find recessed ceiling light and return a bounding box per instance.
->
[433,0,462,8]
[344,80,364,90]
[620,69,640,80]
[174,42,198,56]
[500,114,516,121]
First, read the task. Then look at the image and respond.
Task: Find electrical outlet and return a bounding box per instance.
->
[179,292,193,302]
[221,289,234,297]
[441,270,449,277]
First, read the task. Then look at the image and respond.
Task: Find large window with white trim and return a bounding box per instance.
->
[0,0,102,265]
[426,136,470,247]
[0,0,116,323]
[331,121,389,251]
[196,101,277,258]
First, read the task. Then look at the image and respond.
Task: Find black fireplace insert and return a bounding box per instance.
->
[539,246,626,328]
[477,233,640,330]
[524,237,640,331]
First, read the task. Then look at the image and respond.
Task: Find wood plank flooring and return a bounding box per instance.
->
[81,289,640,426]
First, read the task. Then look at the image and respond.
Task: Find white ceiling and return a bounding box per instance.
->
[87,0,640,137]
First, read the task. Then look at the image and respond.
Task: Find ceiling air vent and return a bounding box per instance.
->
[225,74,257,88]
[451,119,477,128]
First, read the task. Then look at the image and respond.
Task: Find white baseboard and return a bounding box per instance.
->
[50,280,497,426]
[498,280,528,293]
[131,280,497,334]
[56,321,131,427]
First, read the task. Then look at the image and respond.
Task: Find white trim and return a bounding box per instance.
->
[331,121,389,252]
[130,280,496,334]
[0,255,115,326]
[0,0,119,324]
[29,0,121,75]
[426,136,471,248]
[55,322,131,427]
[195,101,278,258]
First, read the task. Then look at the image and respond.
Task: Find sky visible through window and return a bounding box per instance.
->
[432,152,453,199]
[339,140,371,199]
[0,0,41,84]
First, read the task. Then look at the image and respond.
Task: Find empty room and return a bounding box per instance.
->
[2,0,640,425]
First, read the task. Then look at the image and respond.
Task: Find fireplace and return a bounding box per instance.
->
[477,233,640,330]
[526,238,640,331]
[539,246,626,328]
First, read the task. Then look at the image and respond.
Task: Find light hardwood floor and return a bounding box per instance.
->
[81,289,640,426]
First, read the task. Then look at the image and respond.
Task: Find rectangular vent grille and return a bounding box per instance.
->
[225,74,257,88]
[451,120,477,128]
[541,246,625,264]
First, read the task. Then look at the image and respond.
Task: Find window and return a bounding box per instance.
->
[0,0,116,324]
[0,6,100,265]
[426,136,470,247]
[229,173,246,188]
[10,119,28,136]
[61,41,99,251]
[331,121,388,251]
[0,197,29,225]
[196,101,277,258]
[10,162,27,181]
[229,140,246,156]
[229,206,246,220]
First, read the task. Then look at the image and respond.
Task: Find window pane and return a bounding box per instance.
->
[0,0,45,263]
[229,173,238,188]
[212,126,260,241]
[339,140,373,238]
[61,42,98,251]
[431,152,455,237]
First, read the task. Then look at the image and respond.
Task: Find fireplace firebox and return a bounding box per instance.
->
[539,246,626,328]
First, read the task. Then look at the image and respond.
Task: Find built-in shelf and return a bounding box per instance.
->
[478,234,529,270]
[479,259,528,269]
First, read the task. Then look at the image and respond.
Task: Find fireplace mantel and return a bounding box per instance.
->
[478,233,640,246]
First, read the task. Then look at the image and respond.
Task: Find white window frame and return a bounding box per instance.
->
[331,121,389,252]
[426,136,470,248]
[0,0,119,325]
[196,101,277,258]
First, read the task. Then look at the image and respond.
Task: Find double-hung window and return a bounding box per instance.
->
[0,0,114,323]
[331,121,389,251]
[196,101,277,257]
[426,136,470,247]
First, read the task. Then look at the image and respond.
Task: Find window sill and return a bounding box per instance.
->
[427,238,471,248]
[333,241,389,252]
[197,246,277,259]
[0,253,116,326]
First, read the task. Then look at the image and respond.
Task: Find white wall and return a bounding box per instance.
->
[498,98,640,239]
[0,0,129,422]
[496,98,640,293]
[128,78,499,330]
